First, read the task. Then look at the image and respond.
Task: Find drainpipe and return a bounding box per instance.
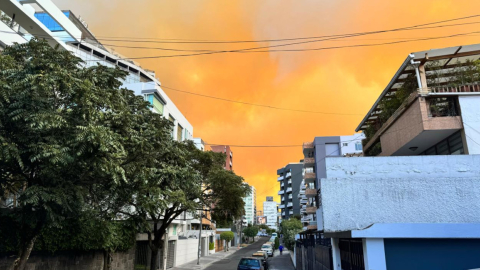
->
[409,53,423,90]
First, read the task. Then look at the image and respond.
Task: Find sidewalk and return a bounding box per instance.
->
[170,247,240,270]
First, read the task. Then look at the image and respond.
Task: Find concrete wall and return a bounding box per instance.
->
[0,249,134,270]
[321,155,480,232]
[459,96,480,155]
[175,238,199,266]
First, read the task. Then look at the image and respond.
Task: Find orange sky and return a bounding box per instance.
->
[54,0,480,212]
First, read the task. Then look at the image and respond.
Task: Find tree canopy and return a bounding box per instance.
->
[280,218,303,250]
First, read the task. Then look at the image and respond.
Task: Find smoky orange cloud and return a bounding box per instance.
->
[55,0,480,213]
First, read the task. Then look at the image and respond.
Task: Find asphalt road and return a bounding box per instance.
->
[204,237,294,270]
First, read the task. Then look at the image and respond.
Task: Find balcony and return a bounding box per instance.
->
[289,210,293,215]
[277,175,284,181]
[304,172,316,183]
[287,202,293,208]
[306,206,316,214]
[286,187,292,193]
[303,157,315,166]
[361,91,464,156]
[288,179,292,185]
[286,172,292,178]
[278,190,284,195]
[281,182,284,188]
[305,188,317,198]
[288,194,293,199]
[303,142,314,156]
[278,204,285,209]
[307,221,317,230]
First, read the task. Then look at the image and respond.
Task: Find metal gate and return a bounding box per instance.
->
[315,236,333,270]
[304,235,315,270]
[166,240,176,269]
[296,241,303,270]
[134,241,149,270]
[339,239,364,270]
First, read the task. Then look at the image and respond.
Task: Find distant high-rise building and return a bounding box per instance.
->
[210,145,233,171]
[263,197,278,230]
[277,161,303,219]
[243,185,256,225]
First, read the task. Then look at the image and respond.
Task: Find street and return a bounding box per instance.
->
[204,237,294,270]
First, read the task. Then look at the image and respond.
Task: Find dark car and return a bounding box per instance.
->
[252,252,269,270]
[237,257,265,270]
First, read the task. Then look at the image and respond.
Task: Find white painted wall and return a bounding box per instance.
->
[175,238,199,266]
[321,155,480,232]
[340,133,365,155]
[362,238,387,270]
[459,96,480,155]
[263,201,278,228]
[0,20,27,47]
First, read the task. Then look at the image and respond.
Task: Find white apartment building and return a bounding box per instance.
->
[263,197,278,230]
[0,0,192,142]
[243,185,256,225]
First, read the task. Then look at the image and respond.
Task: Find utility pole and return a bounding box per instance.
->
[197,209,203,265]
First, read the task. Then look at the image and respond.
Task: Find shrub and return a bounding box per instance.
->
[274,237,280,250]
[209,242,215,250]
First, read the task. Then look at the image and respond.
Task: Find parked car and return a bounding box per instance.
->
[237,257,265,270]
[261,244,273,257]
[252,252,269,270]
[254,251,268,260]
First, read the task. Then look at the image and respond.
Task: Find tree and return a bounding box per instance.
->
[280,218,303,250]
[258,224,269,230]
[220,231,234,251]
[243,226,258,243]
[0,39,163,270]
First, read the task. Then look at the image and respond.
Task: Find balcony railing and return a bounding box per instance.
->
[281,182,284,187]
[287,202,293,208]
[305,188,317,198]
[419,84,480,95]
[307,221,317,230]
[304,172,316,183]
[303,142,314,156]
[277,175,284,181]
[286,172,292,178]
[286,187,292,193]
[288,179,292,185]
[303,157,315,166]
[289,210,293,215]
[278,190,284,195]
[306,206,316,214]
[278,205,285,209]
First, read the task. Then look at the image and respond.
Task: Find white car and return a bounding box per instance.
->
[261,244,273,257]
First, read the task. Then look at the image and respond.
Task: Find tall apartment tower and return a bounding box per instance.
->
[277,162,303,220]
[263,197,278,230]
[210,145,233,171]
[242,185,256,225]
[301,134,365,231]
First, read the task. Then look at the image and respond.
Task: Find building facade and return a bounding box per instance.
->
[295,44,480,270]
[263,197,278,230]
[210,145,233,171]
[277,162,303,220]
[242,185,256,225]
[0,0,193,142]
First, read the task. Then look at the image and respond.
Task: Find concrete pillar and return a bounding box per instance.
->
[362,238,387,270]
[331,238,342,270]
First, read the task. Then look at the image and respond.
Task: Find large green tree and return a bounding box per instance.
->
[280,218,303,250]
[0,39,170,270]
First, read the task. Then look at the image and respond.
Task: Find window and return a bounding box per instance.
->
[177,124,184,141]
[355,142,363,151]
[343,143,348,147]
[146,94,164,114]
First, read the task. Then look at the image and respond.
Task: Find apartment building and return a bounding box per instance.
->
[277,162,303,219]
[243,185,256,225]
[210,145,233,170]
[0,0,192,142]
[301,134,365,232]
[263,197,278,230]
[308,44,480,270]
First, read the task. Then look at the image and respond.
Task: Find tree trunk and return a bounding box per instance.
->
[150,247,159,270]
[13,236,37,270]
[103,250,112,270]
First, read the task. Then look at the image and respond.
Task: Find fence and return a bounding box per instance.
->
[295,233,333,270]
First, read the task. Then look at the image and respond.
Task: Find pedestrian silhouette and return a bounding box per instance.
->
[279,244,284,255]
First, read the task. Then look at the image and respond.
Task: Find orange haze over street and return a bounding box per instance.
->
[53,0,480,211]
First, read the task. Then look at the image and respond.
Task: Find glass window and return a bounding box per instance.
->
[147,94,164,114]
[34,11,70,32]
[355,142,363,151]
[177,125,184,141]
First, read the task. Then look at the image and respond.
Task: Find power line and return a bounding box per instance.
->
[161,85,363,116]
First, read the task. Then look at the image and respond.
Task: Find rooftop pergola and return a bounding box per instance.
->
[356,43,480,132]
